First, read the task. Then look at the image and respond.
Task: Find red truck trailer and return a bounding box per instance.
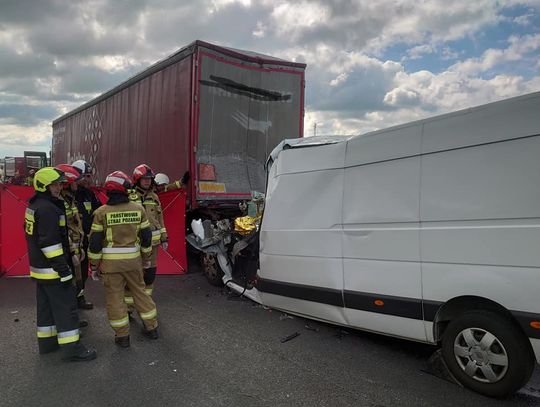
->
[52,40,306,209]
[52,40,306,280]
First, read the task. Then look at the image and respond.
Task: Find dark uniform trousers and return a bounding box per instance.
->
[36,282,80,354]
[79,236,90,289]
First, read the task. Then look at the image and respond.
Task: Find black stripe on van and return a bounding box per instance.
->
[423,300,444,322]
[344,291,424,320]
[256,278,540,340]
[257,278,439,321]
[256,278,343,307]
[511,310,540,340]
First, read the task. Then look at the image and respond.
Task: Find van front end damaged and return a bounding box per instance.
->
[186,215,262,302]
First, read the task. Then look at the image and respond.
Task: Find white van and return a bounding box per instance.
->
[255,91,540,397]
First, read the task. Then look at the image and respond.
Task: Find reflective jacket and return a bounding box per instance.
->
[24,192,73,284]
[62,190,84,255]
[74,186,101,236]
[88,194,152,274]
[131,187,167,246]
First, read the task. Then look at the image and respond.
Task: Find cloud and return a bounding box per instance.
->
[383,87,421,107]
[449,33,540,76]
[0,0,539,157]
[0,121,52,150]
[406,44,436,60]
[57,62,143,95]
[0,103,60,126]
[0,45,56,79]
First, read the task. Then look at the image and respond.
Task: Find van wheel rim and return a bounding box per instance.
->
[453,327,509,383]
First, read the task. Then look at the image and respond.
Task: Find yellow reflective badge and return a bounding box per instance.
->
[25,220,34,235]
[105,211,142,226]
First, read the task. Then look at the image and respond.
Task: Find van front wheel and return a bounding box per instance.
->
[441,310,534,398]
[201,253,224,286]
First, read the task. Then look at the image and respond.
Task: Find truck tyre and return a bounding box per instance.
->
[201,253,224,286]
[441,310,534,398]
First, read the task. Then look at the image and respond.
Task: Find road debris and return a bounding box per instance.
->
[304,324,319,332]
[334,329,350,340]
[280,332,300,343]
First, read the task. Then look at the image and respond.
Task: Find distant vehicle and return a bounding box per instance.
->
[3,151,48,185]
[190,91,540,398]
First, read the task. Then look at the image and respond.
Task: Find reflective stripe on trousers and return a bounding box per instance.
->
[57,329,80,345]
[140,308,157,320]
[109,315,129,328]
[37,325,57,338]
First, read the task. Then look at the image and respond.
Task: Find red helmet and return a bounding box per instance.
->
[132,164,155,184]
[104,171,132,194]
[55,164,81,185]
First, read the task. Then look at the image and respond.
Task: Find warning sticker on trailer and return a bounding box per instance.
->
[199,182,226,193]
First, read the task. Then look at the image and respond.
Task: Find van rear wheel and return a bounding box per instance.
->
[441,310,534,398]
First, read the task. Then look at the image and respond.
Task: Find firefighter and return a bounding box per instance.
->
[55,164,87,312]
[71,159,101,309]
[24,167,97,361]
[130,164,167,298]
[88,171,158,347]
[154,171,190,193]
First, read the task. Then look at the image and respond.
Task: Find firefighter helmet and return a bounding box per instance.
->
[72,159,92,175]
[154,173,169,186]
[34,167,67,192]
[55,164,81,185]
[104,171,132,194]
[132,164,155,184]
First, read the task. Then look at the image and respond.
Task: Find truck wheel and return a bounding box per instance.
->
[441,310,534,398]
[201,253,224,286]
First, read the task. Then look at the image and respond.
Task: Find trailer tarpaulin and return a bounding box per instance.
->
[0,185,187,277]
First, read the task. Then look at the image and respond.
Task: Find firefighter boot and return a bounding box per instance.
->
[142,327,159,340]
[77,294,94,310]
[62,341,97,362]
[38,337,60,354]
[115,335,130,348]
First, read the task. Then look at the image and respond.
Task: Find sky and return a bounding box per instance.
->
[0,0,539,157]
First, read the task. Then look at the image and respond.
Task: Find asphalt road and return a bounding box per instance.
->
[1,271,539,407]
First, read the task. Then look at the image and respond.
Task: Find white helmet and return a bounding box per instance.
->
[154,173,170,186]
[71,159,92,175]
